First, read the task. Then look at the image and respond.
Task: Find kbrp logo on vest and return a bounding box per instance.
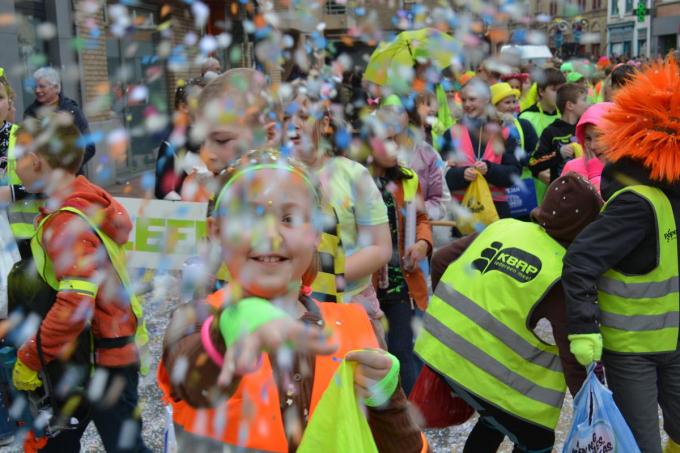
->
[472,241,542,283]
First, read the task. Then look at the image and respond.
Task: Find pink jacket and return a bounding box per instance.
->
[561,157,605,191]
[407,140,450,220]
[564,102,614,192]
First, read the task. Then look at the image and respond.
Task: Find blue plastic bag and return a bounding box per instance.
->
[507,176,538,219]
[563,367,640,453]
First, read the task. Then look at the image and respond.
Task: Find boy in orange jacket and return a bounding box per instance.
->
[11,115,150,452]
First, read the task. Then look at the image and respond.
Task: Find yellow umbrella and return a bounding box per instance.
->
[364,28,457,86]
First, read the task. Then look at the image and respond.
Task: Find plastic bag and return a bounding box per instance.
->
[409,366,474,428]
[0,211,20,318]
[457,172,499,234]
[163,405,178,453]
[563,367,640,453]
[297,360,378,453]
[507,169,538,219]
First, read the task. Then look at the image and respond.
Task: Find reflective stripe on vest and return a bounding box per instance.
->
[311,204,345,303]
[415,218,567,429]
[157,293,380,452]
[598,185,679,353]
[6,124,20,185]
[30,206,150,372]
[402,168,419,203]
[6,124,40,240]
[449,124,509,202]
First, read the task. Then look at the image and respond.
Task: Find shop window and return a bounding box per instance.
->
[105,4,168,174]
[15,1,49,109]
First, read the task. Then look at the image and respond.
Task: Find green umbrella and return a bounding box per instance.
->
[364,28,457,86]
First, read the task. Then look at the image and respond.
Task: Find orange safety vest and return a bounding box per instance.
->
[450,124,510,202]
[157,290,380,452]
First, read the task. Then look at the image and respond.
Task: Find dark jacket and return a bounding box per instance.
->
[517,117,539,159]
[24,94,96,168]
[445,130,522,191]
[563,158,680,335]
[529,119,577,181]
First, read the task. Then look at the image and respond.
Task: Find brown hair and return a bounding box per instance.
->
[557,83,588,113]
[16,114,84,173]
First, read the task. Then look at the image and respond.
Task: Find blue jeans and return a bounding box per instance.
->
[39,365,150,453]
[382,302,418,396]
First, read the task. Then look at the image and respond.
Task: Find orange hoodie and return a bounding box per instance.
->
[18,176,139,370]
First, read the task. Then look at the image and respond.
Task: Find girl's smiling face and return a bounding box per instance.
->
[212,167,318,299]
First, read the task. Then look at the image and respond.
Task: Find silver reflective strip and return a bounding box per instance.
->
[7,209,37,224]
[423,313,565,409]
[434,283,562,373]
[598,276,679,299]
[601,311,680,331]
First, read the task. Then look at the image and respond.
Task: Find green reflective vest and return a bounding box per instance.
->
[598,185,679,354]
[5,123,41,240]
[414,218,567,429]
[402,168,418,203]
[30,206,150,373]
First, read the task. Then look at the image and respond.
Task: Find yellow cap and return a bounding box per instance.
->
[490,82,521,106]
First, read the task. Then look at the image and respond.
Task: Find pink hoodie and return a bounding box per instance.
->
[561,102,614,192]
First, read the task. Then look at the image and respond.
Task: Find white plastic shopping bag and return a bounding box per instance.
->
[0,210,20,319]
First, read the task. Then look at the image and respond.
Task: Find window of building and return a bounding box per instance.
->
[638,39,647,56]
[579,0,587,12]
[325,1,347,15]
[15,1,50,110]
[625,0,634,12]
[105,4,168,174]
[611,0,619,15]
[550,1,558,16]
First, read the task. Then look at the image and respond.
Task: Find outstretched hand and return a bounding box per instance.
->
[218,317,337,387]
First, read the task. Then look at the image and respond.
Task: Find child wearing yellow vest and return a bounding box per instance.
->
[10,116,150,452]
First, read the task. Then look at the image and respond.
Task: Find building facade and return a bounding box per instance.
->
[1,0,254,184]
[652,0,680,56]
[530,0,607,58]
[606,0,651,57]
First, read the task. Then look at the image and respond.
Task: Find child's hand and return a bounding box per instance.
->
[560,144,576,159]
[473,160,488,175]
[218,317,338,387]
[403,240,429,272]
[463,167,478,181]
[345,349,398,405]
[538,169,551,184]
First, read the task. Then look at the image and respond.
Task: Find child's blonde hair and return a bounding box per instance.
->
[197,68,268,126]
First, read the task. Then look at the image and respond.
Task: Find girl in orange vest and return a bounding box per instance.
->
[158,150,428,452]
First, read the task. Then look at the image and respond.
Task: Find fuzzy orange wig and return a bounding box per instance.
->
[599,56,680,183]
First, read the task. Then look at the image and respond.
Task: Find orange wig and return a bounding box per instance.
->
[599,56,680,183]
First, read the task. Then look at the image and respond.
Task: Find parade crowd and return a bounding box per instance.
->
[0,30,678,453]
